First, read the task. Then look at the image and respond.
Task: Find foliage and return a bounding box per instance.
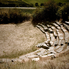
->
[40,3,44,6]
[43,0,59,21]
[0,0,68,7]
[0,9,31,24]
[35,3,39,7]
[32,0,59,26]
[0,1,34,7]
[22,0,69,5]
[57,2,65,6]
[56,4,69,21]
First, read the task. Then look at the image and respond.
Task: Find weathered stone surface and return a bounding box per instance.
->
[45,40,50,44]
[48,47,56,54]
[55,46,60,49]
[54,41,58,46]
[44,28,48,32]
[45,32,50,40]
[32,57,40,61]
[48,28,53,32]
[36,42,49,49]
[23,58,29,62]
[65,21,69,24]
[50,41,54,46]
[28,55,38,59]
[17,59,23,63]
[63,24,69,31]
[50,34,55,42]
[47,25,51,28]
[36,49,47,56]
[40,55,48,58]
[55,45,66,53]
[47,54,55,57]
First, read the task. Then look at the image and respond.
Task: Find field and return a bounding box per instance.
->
[0,50,69,69]
[23,0,69,4]
[0,21,45,58]
[0,0,69,6]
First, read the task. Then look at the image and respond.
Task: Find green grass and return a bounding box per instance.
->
[23,0,48,4]
[22,0,69,4]
[0,0,69,5]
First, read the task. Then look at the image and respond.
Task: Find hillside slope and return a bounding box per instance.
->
[0,21,45,58]
[23,0,69,4]
[0,0,69,4]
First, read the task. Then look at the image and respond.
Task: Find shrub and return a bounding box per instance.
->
[32,8,43,25]
[29,3,34,7]
[32,0,58,26]
[40,3,44,6]
[43,0,58,21]
[56,4,69,22]
[35,3,39,7]
[57,2,63,6]
[0,13,10,24]
[0,9,31,24]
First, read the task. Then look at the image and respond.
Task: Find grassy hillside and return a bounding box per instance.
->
[23,0,48,4]
[0,0,69,5]
[0,21,45,58]
[0,51,69,69]
[23,0,69,4]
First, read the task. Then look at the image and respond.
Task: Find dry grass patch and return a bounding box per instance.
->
[0,51,69,69]
[0,21,45,58]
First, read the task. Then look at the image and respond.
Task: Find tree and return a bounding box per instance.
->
[57,4,69,21]
[40,3,44,6]
[35,3,39,7]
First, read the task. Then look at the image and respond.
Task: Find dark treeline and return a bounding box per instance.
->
[0,1,66,7]
[32,1,69,26]
[0,1,34,7]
